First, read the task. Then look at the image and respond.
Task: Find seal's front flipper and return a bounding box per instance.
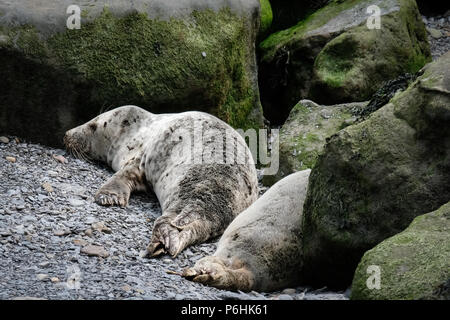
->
[95,177,131,207]
[182,256,254,292]
[95,163,146,208]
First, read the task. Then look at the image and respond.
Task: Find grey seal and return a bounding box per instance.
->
[182,169,311,292]
[64,105,258,257]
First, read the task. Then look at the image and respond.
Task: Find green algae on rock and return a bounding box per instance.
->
[262,99,368,186]
[301,51,450,288]
[0,0,264,147]
[351,202,450,300]
[258,0,431,124]
[259,0,273,37]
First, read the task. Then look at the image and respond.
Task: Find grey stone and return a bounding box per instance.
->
[68,198,85,207]
[36,274,49,281]
[281,288,296,295]
[427,27,443,39]
[81,245,110,258]
[277,294,294,300]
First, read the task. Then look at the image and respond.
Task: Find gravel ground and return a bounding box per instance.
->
[0,136,347,300]
[423,13,450,60]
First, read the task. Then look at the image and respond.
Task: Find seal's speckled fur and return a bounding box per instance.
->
[64,105,258,257]
[183,170,311,292]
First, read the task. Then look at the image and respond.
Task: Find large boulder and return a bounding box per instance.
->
[301,51,450,288]
[0,0,264,147]
[262,99,367,186]
[258,0,431,124]
[351,202,450,300]
[263,72,418,187]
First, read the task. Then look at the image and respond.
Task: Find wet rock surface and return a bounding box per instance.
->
[0,137,346,300]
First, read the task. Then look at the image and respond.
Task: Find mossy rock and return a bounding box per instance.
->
[259,0,273,37]
[351,202,450,300]
[258,0,431,125]
[301,51,450,288]
[0,0,264,147]
[262,99,368,186]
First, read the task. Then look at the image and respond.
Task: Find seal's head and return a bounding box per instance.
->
[64,105,147,162]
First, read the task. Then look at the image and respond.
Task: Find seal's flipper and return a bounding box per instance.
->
[181,256,254,292]
[144,211,211,258]
[95,163,146,208]
[144,220,191,258]
[95,175,131,207]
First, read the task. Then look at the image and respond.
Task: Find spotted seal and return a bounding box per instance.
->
[64,105,258,257]
[182,170,311,291]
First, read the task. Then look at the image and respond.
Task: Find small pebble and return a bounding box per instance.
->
[122,284,132,292]
[92,221,112,234]
[81,245,110,258]
[53,229,71,236]
[53,154,67,164]
[46,170,58,177]
[84,228,93,237]
[50,277,60,283]
[42,182,54,193]
[85,217,97,224]
[36,274,49,281]
[282,288,296,295]
[277,294,294,300]
[68,198,84,207]
[73,239,88,246]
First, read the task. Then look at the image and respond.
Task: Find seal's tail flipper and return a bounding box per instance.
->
[143,241,166,258]
[142,218,195,258]
[143,227,191,258]
[181,257,254,292]
[143,210,213,258]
